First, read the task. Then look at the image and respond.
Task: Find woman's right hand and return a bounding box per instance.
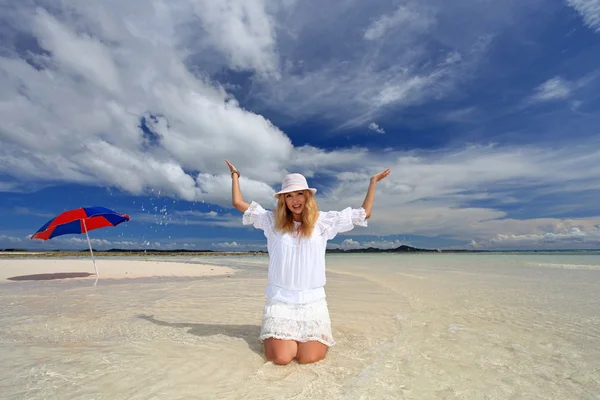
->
[225,160,239,175]
[226,160,249,212]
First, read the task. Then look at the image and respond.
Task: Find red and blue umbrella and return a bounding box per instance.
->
[32,207,130,240]
[31,207,130,281]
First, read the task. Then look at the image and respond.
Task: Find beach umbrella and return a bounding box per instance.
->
[31,206,131,278]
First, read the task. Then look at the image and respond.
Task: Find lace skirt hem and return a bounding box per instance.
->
[259,299,335,347]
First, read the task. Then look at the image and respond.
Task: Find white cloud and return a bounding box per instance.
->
[532,77,572,101]
[195,174,278,207]
[251,0,545,127]
[364,5,434,41]
[258,50,476,129]
[0,232,236,251]
[0,2,292,201]
[325,219,600,251]
[311,143,600,244]
[78,138,600,249]
[567,0,600,32]
[333,239,362,250]
[0,233,142,250]
[210,241,267,251]
[0,0,555,201]
[4,113,600,250]
[212,241,240,249]
[33,9,121,94]
[470,226,600,250]
[368,122,385,134]
[190,0,280,77]
[328,238,406,250]
[66,237,133,247]
[288,145,369,178]
[0,234,23,245]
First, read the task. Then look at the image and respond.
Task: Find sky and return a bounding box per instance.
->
[1,0,600,251]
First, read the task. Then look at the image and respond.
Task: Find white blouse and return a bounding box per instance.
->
[242,201,367,304]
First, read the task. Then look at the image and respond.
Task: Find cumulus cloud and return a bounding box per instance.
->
[469,226,600,250]
[0,234,24,245]
[313,143,600,246]
[2,0,600,252]
[67,237,138,248]
[212,241,240,249]
[368,122,386,134]
[195,174,277,207]
[567,0,600,32]
[5,131,600,251]
[0,233,218,251]
[0,1,291,198]
[33,8,122,95]
[210,241,267,251]
[328,238,406,250]
[190,0,280,77]
[0,233,142,250]
[0,0,562,201]
[328,221,600,251]
[330,239,362,250]
[287,145,370,178]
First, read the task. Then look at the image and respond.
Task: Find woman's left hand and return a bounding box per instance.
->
[371,168,391,183]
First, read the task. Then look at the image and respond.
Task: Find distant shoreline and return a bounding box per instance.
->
[2,246,600,258]
[0,250,266,258]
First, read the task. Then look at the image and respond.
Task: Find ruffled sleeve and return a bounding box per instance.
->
[242,201,274,234]
[318,207,368,240]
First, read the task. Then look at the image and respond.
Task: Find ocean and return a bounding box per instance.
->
[0,253,598,399]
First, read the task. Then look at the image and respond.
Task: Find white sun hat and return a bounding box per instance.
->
[273,173,317,198]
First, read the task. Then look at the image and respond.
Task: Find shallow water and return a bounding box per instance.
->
[1,254,599,399]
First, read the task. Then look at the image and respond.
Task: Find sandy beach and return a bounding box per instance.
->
[0,259,235,282]
[0,254,599,399]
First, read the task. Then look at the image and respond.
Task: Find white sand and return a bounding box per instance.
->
[0,258,235,282]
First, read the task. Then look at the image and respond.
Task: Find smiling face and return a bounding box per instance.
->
[283,191,306,220]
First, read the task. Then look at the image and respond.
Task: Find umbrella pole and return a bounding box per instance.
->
[82,219,99,279]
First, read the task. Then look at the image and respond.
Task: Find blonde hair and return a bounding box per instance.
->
[275,190,319,238]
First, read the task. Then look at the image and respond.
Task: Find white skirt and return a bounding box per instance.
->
[260,298,336,346]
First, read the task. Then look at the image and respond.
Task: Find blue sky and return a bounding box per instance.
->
[1,0,600,251]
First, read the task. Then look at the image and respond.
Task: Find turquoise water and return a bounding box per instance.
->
[324,253,600,399]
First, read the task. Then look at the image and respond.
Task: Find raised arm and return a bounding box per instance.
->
[225,160,251,213]
[361,168,391,219]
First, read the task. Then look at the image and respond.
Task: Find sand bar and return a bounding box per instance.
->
[0,258,235,282]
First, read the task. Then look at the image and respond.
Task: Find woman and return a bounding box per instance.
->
[225,160,391,365]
